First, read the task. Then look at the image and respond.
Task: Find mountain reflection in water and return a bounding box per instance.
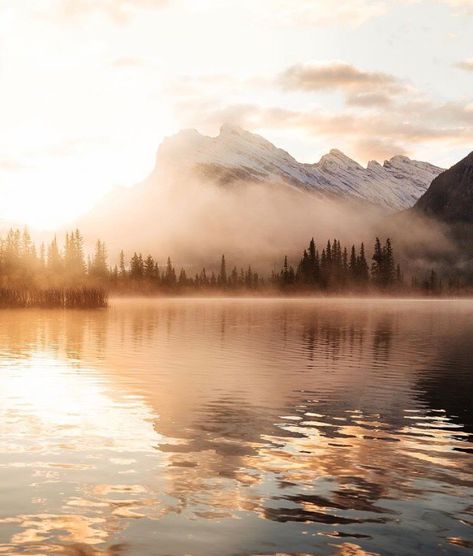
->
[0,298,472,556]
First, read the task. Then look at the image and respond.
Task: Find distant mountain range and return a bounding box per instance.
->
[156,124,443,211]
[78,125,473,265]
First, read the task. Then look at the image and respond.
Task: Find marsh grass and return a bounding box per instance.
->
[0,287,108,309]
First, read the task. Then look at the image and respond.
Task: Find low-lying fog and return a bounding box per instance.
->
[77,170,456,274]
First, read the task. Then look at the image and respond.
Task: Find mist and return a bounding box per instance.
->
[76,168,458,276]
[79,172,375,267]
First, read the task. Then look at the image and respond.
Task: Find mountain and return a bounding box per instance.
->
[156,124,443,211]
[78,125,446,264]
[414,151,473,223]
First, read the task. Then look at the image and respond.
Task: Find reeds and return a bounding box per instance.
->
[0,287,108,309]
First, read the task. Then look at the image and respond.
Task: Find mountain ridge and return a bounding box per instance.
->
[414,150,473,223]
[155,124,443,211]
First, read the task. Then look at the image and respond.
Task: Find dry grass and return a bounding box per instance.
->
[0,287,108,308]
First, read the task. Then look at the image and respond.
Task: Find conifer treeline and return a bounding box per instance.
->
[117,252,261,292]
[276,237,400,291]
[0,227,464,296]
[0,228,110,288]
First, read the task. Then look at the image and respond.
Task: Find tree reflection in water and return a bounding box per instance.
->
[0,299,472,555]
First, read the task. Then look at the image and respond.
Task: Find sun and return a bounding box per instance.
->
[2,165,108,231]
[3,180,84,231]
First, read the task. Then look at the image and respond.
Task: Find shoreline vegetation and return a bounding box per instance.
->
[0,287,108,309]
[0,227,470,308]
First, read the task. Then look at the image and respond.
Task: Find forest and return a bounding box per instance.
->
[0,227,463,306]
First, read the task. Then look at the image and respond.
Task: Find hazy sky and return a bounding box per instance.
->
[0,0,472,228]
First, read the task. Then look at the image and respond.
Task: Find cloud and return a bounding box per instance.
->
[278,61,408,106]
[267,0,388,27]
[345,91,396,107]
[352,137,409,161]
[111,57,149,68]
[0,156,31,172]
[456,58,473,71]
[50,0,169,23]
[164,73,267,100]
[443,0,473,14]
[168,54,473,162]
[182,0,388,27]
[279,61,399,90]
[173,95,473,162]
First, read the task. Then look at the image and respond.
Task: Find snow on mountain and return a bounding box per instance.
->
[156,124,443,210]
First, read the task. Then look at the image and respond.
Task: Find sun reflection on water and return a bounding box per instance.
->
[0,300,471,555]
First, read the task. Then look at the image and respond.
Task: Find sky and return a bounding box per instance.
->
[0,0,472,229]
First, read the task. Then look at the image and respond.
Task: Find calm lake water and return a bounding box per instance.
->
[0,298,472,556]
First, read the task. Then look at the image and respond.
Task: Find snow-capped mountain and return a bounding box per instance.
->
[156,124,443,211]
[77,124,446,263]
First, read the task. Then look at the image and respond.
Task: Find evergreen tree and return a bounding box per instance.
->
[396,264,402,285]
[358,243,369,285]
[64,229,85,280]
[349,245,357,280]
[178,268,188,287]
[371,238,397,288]
[230,266,238,288]
[47,236,63,275]
[384,238,395,286]
[130,253,144,280]
[164,257,177,287]
[119,250,126,277]
[297,249,311,284]
[371,237,384,287]
[218,255,227,286]
[91,240,108,279]
[145,255,156,280]
[342,247,348,284]
[309,238,316,263]
[39,242,46,269]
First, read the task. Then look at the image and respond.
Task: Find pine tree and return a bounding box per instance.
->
[349,245,357,281]
[218,255,227,287]
[297,249,310,284]
[384,238,395,286]
[119,250,126,277]
[358,243,369,285]
[342,247,348,284]
[39,243,46,269]
[63,229,85,280]
[91,240,108,279]
[165,257,177,287]
[371,237,384,287]
[47,236,63,275]
[130,252,144,280]
[178,268,188,287]
[230,266,238,288]
[282,255,289,283]
[145,255,155,279]
[396,264,402,285]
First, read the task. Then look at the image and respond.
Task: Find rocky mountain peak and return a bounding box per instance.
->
[155,125,443,211]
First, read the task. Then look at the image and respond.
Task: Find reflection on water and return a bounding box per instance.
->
[0,298,472,556]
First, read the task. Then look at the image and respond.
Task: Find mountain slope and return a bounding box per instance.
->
[77,125,446,264]
[414,151,473,222]
[156,124,443,211]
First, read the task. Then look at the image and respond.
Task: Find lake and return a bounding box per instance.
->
[0,298,472,556]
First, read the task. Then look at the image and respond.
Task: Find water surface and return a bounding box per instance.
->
[0,298,472,555]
